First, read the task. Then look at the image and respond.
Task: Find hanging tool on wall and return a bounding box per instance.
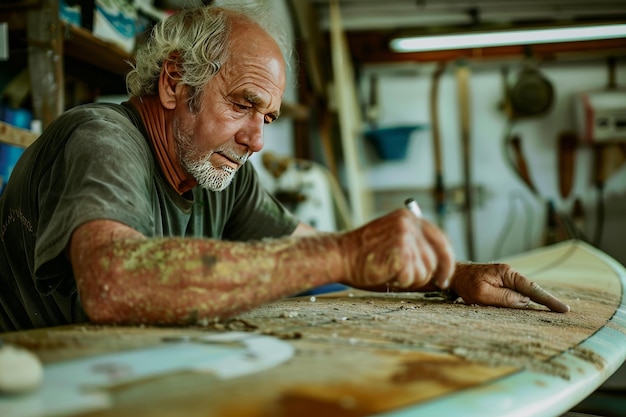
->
[456,60,476,261]
[591,143,626,246]
[500,61,554,197]
[502,60,554,120]
[430,63,447,229]
[509,134,538,195]
[366,73,379,129]
[558,131,578,200]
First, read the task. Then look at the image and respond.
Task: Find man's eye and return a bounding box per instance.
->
[234,103,250,111]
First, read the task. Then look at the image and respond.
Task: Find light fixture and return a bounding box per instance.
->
[390,23,626,53]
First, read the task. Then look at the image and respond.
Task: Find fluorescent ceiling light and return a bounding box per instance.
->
[390,24,626,53]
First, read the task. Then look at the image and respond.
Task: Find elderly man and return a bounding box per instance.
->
[0,4,568,331]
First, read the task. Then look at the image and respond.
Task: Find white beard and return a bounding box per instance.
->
[185,144,249,191]
[174,122,250,192]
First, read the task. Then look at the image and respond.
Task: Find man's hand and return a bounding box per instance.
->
[339,209,456,290]
[451,263,570,313]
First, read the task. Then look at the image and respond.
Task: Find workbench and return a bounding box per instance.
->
[1,239,625,417]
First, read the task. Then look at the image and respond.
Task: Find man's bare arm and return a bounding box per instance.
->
[69,210,455,326]
[69,220,346,326]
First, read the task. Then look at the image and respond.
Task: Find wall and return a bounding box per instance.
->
[358,58,626,264]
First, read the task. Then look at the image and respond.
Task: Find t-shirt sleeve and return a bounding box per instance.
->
[34,115,155,289]
[222,163,299,241]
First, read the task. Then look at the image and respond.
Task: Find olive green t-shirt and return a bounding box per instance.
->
[0,102,298,331]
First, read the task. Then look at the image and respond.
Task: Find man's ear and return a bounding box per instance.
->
[159,55,183,110]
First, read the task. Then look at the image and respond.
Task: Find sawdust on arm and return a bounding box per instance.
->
[70,220,346,326]
[69,209,457,326]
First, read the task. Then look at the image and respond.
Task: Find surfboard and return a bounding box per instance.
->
[1,239,625,417]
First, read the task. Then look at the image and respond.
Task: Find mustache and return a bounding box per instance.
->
[214,145,251,164]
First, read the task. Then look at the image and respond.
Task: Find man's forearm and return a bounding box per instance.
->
[75,233,345,325]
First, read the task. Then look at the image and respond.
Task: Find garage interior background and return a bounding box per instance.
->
[260,0,626,268]
[0,1,625,414]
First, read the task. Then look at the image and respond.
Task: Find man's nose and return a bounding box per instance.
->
[236,114,264,153]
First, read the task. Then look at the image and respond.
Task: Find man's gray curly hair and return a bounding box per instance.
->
[125,2,291,111]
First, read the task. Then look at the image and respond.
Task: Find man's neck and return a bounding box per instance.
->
[128,96,198,194]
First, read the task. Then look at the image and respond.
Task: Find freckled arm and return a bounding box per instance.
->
[69,220,345,326]
[70,209,467,325]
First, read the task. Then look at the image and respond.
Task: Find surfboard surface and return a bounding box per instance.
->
[2,239,625,417]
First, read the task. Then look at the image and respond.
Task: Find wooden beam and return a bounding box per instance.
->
[289,0,328,99]
[329,0,374,226]
[26,0,64,128]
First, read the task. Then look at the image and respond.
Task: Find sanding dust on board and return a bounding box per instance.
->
[3,285,619,383]
[224,284,618,380]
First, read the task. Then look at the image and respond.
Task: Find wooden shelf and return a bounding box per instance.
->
[0,0,135,127]
[0,1,40,30]
[63,23,133,76]
[1,2,133,76]
[0,120,37,148]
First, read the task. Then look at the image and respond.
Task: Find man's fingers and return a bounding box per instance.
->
[486,288,531,309]
[420,221,456,289]
[432,248,455,289]
[396,237,436,288]
[506,269,570,313]
[526,282,570,313]
[395,259,417,289]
